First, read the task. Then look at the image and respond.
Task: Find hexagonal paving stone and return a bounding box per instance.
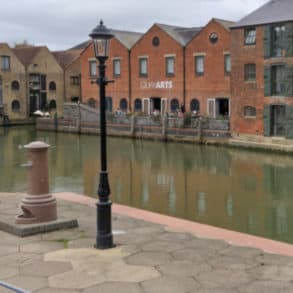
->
[20,241,65,254]
[189,288,240,293]
[20,261,73,277]
[141,276,200,293]
[195,268,251,289]
[33,288,79,293]
[0,252,43,267]
[186,238,228,252]
[3,275,47,292]
[67,238,95,249]
[157,260,211,277]
[41,229,85,241]
[125,251,172,266]
[45,248,160,290]
[237,280,292,293]
[171,248,206,263]
[207,255,258,271]
[82,282,144,293]
[249,265,293,282]
[156,232,192,242]
[142,240,185,252]
[0,266,19,279]
[0,245,19,257]
[218,245,262,259]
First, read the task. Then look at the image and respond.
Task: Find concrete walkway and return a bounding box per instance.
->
[0,192,293,293]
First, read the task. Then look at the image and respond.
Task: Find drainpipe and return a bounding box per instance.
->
[183,46,186,107]
[128,50,132,112]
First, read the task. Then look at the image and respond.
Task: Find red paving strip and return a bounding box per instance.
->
[55,192,293,257]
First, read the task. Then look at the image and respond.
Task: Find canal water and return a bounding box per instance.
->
[1,126,293,244]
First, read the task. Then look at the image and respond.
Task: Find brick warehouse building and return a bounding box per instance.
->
[130,23,200,115]
[185,19,234,118]
[231,0,293,138]
[80,30,142,112]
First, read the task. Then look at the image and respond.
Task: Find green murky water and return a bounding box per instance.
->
[1,126,293,243]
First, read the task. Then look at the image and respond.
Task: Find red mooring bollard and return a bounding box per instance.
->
[15,141,57,224]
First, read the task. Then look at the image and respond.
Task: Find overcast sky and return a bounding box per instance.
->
[1,0,268,51]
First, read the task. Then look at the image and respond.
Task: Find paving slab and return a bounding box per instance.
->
[1,192,293,293]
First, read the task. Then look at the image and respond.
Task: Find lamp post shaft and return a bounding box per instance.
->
[96,58,113,249]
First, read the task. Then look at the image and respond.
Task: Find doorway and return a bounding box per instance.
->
[151,97,161,113]
[272,105,286,136]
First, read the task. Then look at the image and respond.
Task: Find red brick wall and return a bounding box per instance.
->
[130,25,184,112]
[80,39,130,112]
[230,27,264,135]
[185,20,231,115]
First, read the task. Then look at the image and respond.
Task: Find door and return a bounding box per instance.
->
[143,98,150,115]
[29,94,37,114]
[106,97,113,112]
[0,76,2,105]
[207,99,215,118]
[161,98,168,115]
[272,105,286,136]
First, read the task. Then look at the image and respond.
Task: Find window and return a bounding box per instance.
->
[244,64,256,81]
[134,98,142,112]
[272,24,287,57]
[244,28,256,45]
[113,59,121,77]
[272,65,287,95]
[195,56,204,76]
[139,58,148,77]
[165,57,175,76]
[1,56,10,70]
[11,100,20,112]
[87,98,96,108]
[209,32,218,44]
[244,106,256,118]
[49,99,57,109]
[152,37,160,47]
[89,61,96,76]
[224,54,231,75]
[120,98,128,111]
[170,98,179,112]
[70,76,80,85]
[11,80,20,90]
[190,99,200,112]
[49,81,56,91]
[106,97,112,112]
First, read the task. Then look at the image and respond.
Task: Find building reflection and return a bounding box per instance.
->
[1,128,293,243]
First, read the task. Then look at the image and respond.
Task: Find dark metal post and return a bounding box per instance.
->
[96,57,114,249]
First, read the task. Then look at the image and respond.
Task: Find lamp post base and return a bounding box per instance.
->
[95,201,114,249]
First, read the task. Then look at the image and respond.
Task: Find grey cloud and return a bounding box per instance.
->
[0,0,267,50]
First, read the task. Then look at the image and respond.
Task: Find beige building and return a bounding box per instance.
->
[0,43,26,121]
[13,46,64,116]
[53,49,82,103]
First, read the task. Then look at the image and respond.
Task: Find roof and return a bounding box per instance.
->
[12,46,45,67]
[213,18,235,30]
[70,29,142,51]
[233,0,293,28]
[155,23,202,46]
[52,49,83,69]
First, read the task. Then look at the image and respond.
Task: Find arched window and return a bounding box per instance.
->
[106,97,113,112]
[120,98,128,111]
[71,96,79,102]
[170,98,179,112]
[244,106,256,118]
[49,81,56,91]
[11,100,20,111]
[11,80,20,91]
[49,99,57,109]
[87,98,96,108]
[134,98,142,112]
[190,98,200,112]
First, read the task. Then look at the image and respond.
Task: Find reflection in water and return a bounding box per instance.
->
[1,127,293,244]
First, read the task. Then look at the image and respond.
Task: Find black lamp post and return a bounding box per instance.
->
[89,20,114,249]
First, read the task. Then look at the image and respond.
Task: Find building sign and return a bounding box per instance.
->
[140,80,173,89]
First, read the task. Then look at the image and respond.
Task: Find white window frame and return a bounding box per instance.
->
[113,58,121,76]
[207,98,216,118]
